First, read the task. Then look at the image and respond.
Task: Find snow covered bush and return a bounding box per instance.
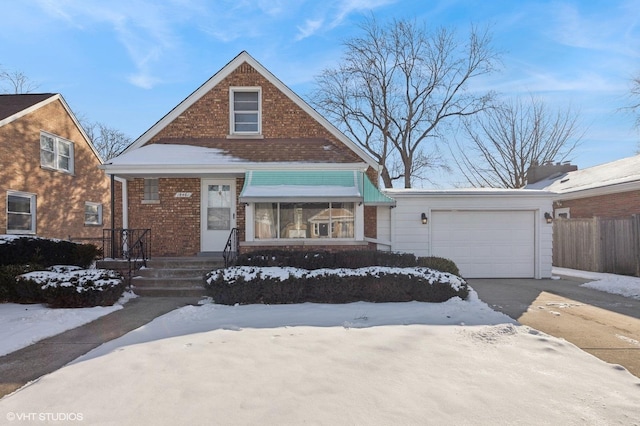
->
[0,235,101,268]
[205,266,469,305]
[234,249,419,270]
[0,264,40,302]
[15,266,125,308]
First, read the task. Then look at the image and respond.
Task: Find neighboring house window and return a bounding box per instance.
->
[143,179,159,203]
[230,87,261,135]
[555,207,570,219]
[254,202,354,240]
[40,132,74,173]
[84,202,102,225]
[6,191,36,234]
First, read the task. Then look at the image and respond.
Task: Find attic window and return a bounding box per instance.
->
[230,87,261,135]
[40,132,74,174]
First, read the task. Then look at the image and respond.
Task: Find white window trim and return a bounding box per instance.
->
[229,87,262,136]
[6,190,36,234]
[249,202,357,241]
[84,202,103,225]
[40,131,74,174]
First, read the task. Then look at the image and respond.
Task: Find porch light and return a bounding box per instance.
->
[544,212,553,224]
[421,212,428,224]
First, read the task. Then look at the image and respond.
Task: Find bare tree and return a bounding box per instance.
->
[454,95,582,188]
[0,66,39,94]
[82,120,132,160]
[311,16,500,188]
[625,73,640,153]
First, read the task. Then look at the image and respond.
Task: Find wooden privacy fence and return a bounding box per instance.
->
[553,215,640,276]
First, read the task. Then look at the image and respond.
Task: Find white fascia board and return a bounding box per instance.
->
[100,161,370,176]
[553,180,640,201]
[55,94,105,164]
[385,188,555,198]
[121,51,381,171]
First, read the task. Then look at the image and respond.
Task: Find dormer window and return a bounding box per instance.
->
[230,87,261,135]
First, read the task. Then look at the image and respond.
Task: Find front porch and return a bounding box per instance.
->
[98,256,223,297]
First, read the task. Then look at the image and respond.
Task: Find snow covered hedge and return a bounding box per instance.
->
[0,235,101,268]
[15,266,125,308]
[234,249,461,276]
[205,266,469,305]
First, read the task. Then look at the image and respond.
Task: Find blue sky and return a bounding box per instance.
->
[1,0,639,187]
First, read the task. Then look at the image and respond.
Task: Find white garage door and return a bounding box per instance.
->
[431,210,535,278]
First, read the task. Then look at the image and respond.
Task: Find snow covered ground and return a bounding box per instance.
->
[1,268,639,424]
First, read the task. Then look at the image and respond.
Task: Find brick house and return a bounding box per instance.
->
[102,51,394,257]
[526,156,640,219]
[0,93,110,240]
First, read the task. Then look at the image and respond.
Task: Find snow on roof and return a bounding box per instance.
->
[105,144,247,166]
[526,155,640,193]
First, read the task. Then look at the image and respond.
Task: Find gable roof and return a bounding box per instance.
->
[526,154,640,199]
[0,93,104,163]
[121,51,380,171]
[0,93,56,124]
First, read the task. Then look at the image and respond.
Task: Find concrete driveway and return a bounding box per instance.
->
[468,276,640,378]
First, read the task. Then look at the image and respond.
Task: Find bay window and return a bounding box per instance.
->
[254,202,354,240]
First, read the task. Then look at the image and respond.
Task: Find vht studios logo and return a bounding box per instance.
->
[6,412,84,422]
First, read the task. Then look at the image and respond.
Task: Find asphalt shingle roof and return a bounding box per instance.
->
[0,93,56,122]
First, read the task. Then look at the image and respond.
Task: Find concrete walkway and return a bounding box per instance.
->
[0,297,200,398]
[468,276,640,378]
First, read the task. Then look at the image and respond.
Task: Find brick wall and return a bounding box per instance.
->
[121,61,382,256]
[152,62,359,161]
[557,189,640,218]
[0,98,111,240]
[126,178,201,256]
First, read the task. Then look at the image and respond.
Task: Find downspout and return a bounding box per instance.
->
[117,177,128,228]
[110,174,115,259]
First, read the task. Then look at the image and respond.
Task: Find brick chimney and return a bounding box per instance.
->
[527,160,577,184]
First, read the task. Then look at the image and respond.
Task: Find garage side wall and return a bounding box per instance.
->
[385,192,553,279]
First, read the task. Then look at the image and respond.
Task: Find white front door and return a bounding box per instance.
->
[201,179,236,253]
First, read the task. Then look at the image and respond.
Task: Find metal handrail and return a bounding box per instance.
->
[103,228,151,281]
[223,227,239,267]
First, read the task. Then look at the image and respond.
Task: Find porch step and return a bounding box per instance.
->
[129,257,225,297]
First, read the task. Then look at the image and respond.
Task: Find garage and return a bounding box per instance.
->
[431,210,535,278]
[378,189,554,279]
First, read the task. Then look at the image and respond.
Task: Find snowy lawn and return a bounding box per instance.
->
[554,267,640,300]
[1,269,639,424]
[0,292,135,357]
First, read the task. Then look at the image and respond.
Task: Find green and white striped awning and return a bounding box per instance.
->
[239,170,395,206]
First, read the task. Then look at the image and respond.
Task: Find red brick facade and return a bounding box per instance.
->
[556,189,640,219]
[116,59,380,257]
[0,96,111,241]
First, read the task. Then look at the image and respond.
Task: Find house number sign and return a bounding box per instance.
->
[174,192,193,198]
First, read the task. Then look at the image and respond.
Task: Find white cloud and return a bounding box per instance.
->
[296,19,325,40]
[35,0,185,89]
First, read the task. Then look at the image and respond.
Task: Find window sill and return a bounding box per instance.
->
[226,134,264,139]
[141,200,160,205]
[6,230,36,235]
[40,165,74,176]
